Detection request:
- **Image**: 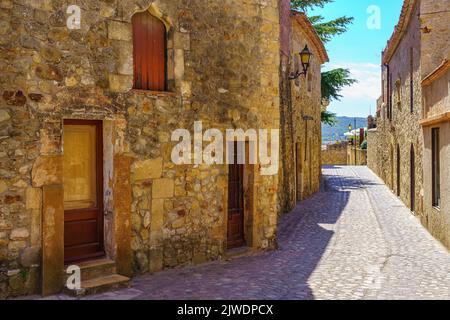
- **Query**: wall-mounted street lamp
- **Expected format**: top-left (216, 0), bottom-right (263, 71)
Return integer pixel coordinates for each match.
top-left (289, 45), bottom-right (312, 80)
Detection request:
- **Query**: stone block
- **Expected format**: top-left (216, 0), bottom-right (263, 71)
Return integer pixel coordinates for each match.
top-left (35, 64), bottom-right (63, 82)
top-left (8, 240), bottom-right (26, 251)
top-left (152, 178), bottom-right (174, 199)
top-left (30, 209), bottom-right (41, 247)
top-left (0, 180), bottom-right (7, 194)
top-left (148, 248), bottom-right (163, 273)
top-left (132, 158), bottom-right (163, 181)
top-left (42, 185), bottom-right (64, 296)
top-left (0, 109), bottom-right (10, 123)
top-left (171, 218), bottom-right (185, 229)
top-left (20, 246), bottom-right (40, 267)
top-left (143, 212), bottom-right (151, 229)
top-left (109, 74), bottom-right (133, 93)
top-left (174, 32), bottom-right (190, 50)
top-left (26, 187), bottom-right (42, 210)
top-left (10, 228), bottom-right (29, 240)
top-left (108, 21), bottom-right (132, 41)
top-left (114, 41), bottom-right (133, 75)
top-left (31, 155), bottom-right (63, 187)
top-left (174, 49), bottom-right (184, 80)
top-left (150, 199), bottom-right (164, 244)
top-left (114, 155), bottom-right (133, 277)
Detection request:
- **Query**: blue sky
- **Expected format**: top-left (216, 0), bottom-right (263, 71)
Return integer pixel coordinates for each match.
top-left (310, 0), bottom-right (404, 117)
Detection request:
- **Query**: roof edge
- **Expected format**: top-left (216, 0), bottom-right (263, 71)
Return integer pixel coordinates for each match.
top-left (291, 11), bottom-right (329, 64)
top-left (382, 0), bottom-right (417, 64)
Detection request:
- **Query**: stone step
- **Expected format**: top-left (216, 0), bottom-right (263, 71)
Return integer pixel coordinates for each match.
top-left (77, 258), bottom-right (116, 281)
top-left (224, 247), bottom-right (255, 261)
top-left (64, 259), bottom-right (116, 282)
top-left (69, 274), bottom-right (131, 297)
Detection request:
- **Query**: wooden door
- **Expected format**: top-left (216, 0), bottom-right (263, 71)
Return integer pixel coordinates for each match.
top-left (410, 145), bottom-right (415, 212)
top-left (63, 120), bottom-right (104, 263)
top-left (397, 144), bottom-right (401, 197)
top-left (132, 11), bottom-right (166, 91)
top-left (227, 143), bottom-right (245, 249)
top-left (295, 142), bottom-right (302, 201)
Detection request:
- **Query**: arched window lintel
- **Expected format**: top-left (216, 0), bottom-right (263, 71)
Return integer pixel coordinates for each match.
top-left (134, 3), bottom-right (172, 33)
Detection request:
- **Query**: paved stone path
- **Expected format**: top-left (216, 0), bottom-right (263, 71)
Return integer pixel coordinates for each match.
top-left (49, 166), bottom-right (450, 300)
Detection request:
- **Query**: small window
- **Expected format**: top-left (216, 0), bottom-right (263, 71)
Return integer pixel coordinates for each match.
top-left (432, 128), bottom-right (441, 208)
top-left (132, 11), bottom-right (167, 91)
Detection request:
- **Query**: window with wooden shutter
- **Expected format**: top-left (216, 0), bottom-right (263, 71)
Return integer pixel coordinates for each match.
top-left (132, 11), bottom-right (167, 91)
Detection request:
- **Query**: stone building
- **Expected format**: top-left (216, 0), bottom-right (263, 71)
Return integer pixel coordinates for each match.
top-left (278, 10), bottom-right (328, 213)
top-left (419, 0), bottom-right (450, 249)
top-left (367, 0), bottom-right (450, 249)
top-left (0, 0), bottom-right (326, 297)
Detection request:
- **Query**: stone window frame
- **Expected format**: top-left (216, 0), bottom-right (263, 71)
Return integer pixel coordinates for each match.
top-left (222, 140), bottom-right (259, 251)
top-left (108, 4), bottom-right (188, 97)
top-left (131, 11), bottom-right (168, 92)
top-left (36, 117), bottom-right (133, 296)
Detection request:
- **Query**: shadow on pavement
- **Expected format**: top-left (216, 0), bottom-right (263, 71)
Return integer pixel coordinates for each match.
top-left (274, 167), bottom-right (353, 299)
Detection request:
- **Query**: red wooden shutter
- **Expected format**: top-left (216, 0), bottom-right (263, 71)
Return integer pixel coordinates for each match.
top-left (132, 12), bottom-right (166, 91)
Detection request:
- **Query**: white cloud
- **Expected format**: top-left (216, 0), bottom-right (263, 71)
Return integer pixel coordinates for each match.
top-left (324, 62), bottom-right (381, 101)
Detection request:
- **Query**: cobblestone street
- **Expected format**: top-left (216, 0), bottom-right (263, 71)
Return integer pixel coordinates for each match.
top-left (50, 166), bottom-right (450, 300)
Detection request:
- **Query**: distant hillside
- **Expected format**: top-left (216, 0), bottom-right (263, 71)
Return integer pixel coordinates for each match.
top-left (322, 116), bottom-right (367, 144)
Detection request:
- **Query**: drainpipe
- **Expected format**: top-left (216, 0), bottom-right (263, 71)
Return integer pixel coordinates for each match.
top-left (384, 63), bottom-right (390, 121)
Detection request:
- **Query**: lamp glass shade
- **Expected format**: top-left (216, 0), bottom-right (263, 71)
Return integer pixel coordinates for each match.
top-left (300, 45), bottom-right (312, 66)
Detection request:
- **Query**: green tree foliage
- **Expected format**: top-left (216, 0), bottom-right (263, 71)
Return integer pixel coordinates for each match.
top-left (321, 68), bottom-right (357, 102)
top-left (291, 0), bottom-right (357, 126)
top-left (291, 0), bottom-right (333, 12)
top-left (321, 110), bottom-right (338, 126)
top-left (308, 15), bottom-right (355, 43)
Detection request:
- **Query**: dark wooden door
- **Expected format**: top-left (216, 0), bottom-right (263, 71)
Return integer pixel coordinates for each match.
top-left (410, 145), bottom-right (415, 212)
top-left (132, 11), bottom-right (166, 91)
top-left (227, 144), bottom-right (245, 249)
top-left (397, 144), bottom-right (401, 197)
top-left (295, 142), bottom-right (302, 201)
top-left (63, 120), bottom-right (104, 263)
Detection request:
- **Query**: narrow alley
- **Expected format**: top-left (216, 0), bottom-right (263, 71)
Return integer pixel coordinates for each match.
top-left (45, 166), bottom-right (450, 300)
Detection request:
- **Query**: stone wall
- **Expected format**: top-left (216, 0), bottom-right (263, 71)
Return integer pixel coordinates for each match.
top-left (278, 12), bottom-right (327, 212)
top-left (321, 143), bottom-right (347, 165)
top-left (419, 0), bottom-right (450, 78)
top-left (368, 0), bottom-right (450, 250)
top-left (347, 146), bottom-right (367, 166)
top-left (420, 0), bottom-right (450, 249)
top-left (0, 0), bottom-right (281, 297)
top-left (367, 129), bottom-right (381, 177)
top-left (369, 0), bottom-right (423, 214)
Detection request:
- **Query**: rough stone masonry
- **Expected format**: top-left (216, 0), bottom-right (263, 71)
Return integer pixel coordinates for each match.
top-left (0, 0), bottom-right (328, 298)
top-left (0, 0), bottom-right (286, 298)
